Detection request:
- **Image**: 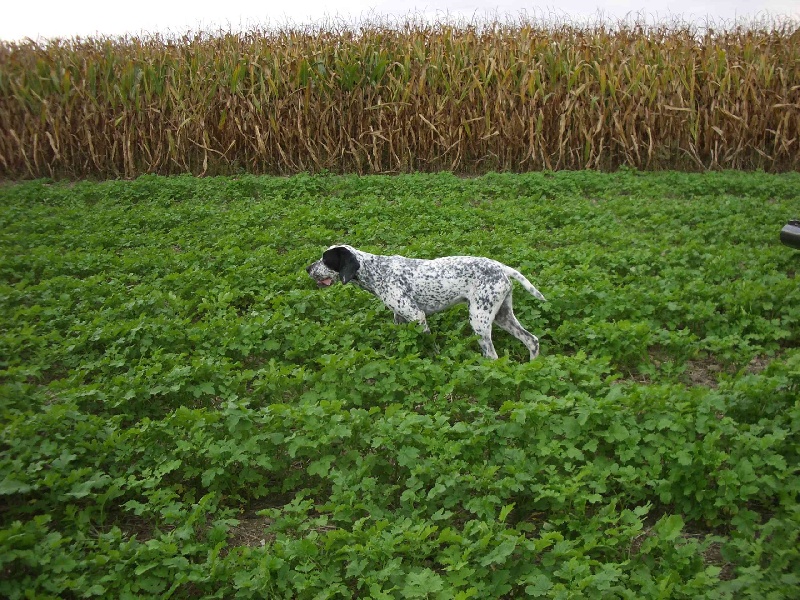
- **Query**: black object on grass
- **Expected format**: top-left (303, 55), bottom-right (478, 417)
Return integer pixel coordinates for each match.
top-left (781, 220), bottom-right (800, 250)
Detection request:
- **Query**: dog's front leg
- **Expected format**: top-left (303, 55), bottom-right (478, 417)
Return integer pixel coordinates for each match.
top-left (388, 302), bottom-right (430, 333)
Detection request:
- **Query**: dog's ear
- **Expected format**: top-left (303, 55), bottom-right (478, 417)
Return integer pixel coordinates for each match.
top-left (322, 246), bottom-right (360, 284)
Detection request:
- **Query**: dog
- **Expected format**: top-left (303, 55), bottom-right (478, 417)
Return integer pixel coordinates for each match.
top-left (306, 245), bottom-right (546, 360)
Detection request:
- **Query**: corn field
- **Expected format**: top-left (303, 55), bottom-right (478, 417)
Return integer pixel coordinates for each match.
top-left (0, 19), bottom-right (799, 178)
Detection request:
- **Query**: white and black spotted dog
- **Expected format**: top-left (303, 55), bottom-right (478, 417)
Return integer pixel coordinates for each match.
top-left (306, 245), bottom-right (546, 360)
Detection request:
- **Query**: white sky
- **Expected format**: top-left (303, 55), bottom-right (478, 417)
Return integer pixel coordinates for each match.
top-left (2, 0), bottom-right (798, 41)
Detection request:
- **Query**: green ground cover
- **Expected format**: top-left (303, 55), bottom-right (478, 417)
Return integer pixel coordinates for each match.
top-left (1, 171), bottom-right (799, 598)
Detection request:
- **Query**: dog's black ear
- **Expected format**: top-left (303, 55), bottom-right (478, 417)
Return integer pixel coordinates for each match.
top-left (322, 247), bottom-right (360, 284)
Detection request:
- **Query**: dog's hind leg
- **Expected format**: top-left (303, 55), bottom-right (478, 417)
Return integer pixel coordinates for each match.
top-left (469, 302), bottom-right (499, 359)
top-left (494, 293), bottom-right (540, 360)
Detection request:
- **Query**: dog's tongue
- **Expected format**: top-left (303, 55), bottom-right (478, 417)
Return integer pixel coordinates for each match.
top-left (318, 278), bottom-right (333, 287)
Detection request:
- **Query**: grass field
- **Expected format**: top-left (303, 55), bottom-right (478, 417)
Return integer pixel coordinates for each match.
top-left (1, 170), bottom-right (799, 598)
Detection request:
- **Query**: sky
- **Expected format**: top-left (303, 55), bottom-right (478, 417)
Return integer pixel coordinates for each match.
top-left (2, 0), bottom-right (798, 41)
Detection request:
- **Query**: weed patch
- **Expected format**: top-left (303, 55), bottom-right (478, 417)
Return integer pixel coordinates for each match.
top-left (1, 171), bottom-right (799, 598)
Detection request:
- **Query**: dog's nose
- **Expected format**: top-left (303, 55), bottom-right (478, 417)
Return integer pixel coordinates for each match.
top-left (306, 264), bottom-right (313, 273)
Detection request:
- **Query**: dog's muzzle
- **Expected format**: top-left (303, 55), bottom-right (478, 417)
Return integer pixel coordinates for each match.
top-left (307, 261), bottom-right (336, 287)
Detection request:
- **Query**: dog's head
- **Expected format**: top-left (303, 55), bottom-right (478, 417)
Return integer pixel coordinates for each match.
top-left (306, 245), bottom-right (361, 286)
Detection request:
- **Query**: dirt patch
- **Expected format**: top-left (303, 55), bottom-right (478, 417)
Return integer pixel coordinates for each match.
top-left (611, 372), bottom-right (654, 387)
top-left (684, 354), bottom-right (772, 388)
top-left (703, 540), bottom-right (735, 581)
top-left (743, 355), bottom-right (771, 375)
top-left (685, 358), bottom-right (725, 388)
top-left (611, 352), bottom-right (775, 390)
top-left (630, 530), bottom-right (734, 581)
top-left (120, 515), bottom-right (159, 542)
top-left (227, 512), bottom-right (275, 547)
top-left (225, 494), bottom-right (296, 548)
top-left (119, 506), bottom-right (276, 549)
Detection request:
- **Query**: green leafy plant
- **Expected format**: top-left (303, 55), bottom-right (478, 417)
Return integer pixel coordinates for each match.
top-left (1, 171), bottom-right (799, 598)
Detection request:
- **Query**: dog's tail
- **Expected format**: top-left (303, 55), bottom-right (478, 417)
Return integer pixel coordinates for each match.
top-left (502, 266), bottom-right (546, 302)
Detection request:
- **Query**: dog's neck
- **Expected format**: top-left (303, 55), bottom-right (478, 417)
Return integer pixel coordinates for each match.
top-left (344, 250), bottom-right (379, 295)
